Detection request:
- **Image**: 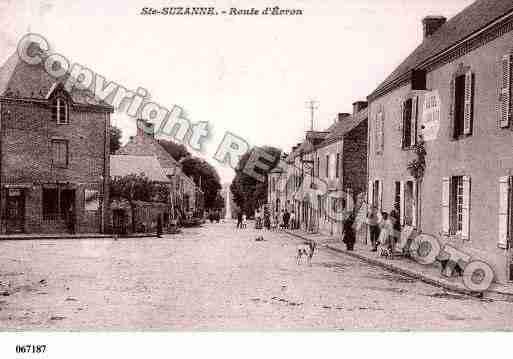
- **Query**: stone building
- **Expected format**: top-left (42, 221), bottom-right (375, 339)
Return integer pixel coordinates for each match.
top-left (0, 52), bottom-right (113, 234)
top-left (116, 119), bottom-right (200, 218)
top-left (367, 0), bottom-right (513, 282)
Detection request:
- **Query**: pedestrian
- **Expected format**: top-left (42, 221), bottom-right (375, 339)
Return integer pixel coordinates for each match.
top-left (368, 206), bottom-right (381, 252)
top-left (157, 214), bottom-right (163, 238)
top-left (290, 211), bottom-right (296, 230)
top-left (378, 212), bottom-right (392, 257)
top-left (389, 210), bottom-right (401, 258)
top-left (342, 213), bottom-right (356, 251)
top-left (280, 209), bottom-right (285, 230)
top-left (237, 211), bottom-right (243, 229)
top-left (68, 205), bottom-right (76, 235)
top-left (242, 213), bottom-right (247, 228)
top-left (284, 209), bottom-right (290, 229)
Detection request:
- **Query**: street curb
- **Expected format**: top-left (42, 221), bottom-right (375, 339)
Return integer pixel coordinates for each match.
top-left (0, 234), bottom-right (160, 241)
top-left (284, 230), bottom-right (513, 301)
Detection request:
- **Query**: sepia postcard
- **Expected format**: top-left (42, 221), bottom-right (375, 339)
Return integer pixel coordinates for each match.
top-left (0, 0), bottom-right (512, 357)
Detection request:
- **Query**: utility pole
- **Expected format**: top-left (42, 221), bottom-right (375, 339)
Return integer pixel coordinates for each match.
top-left (305, 100), bottom-right (319, 131)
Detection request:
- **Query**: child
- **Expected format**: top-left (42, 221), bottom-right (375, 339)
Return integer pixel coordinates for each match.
top-left (242, 213), bottom-right (247, 229)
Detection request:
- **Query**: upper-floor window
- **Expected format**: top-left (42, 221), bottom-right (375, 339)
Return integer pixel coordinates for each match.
top-left (450, 67), bottom-right (473, 139)
top-left (53, 97), bottom-right (69, 125)
top-left (325, 155), bottom-right (329, 178)
top-left (401, 96), bottom-right (418, 149)
top-left (51, 139), bottom-right (69, 168)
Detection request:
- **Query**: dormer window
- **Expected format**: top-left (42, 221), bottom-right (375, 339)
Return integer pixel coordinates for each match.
top-left (53, 97), bottom-right (69, 125)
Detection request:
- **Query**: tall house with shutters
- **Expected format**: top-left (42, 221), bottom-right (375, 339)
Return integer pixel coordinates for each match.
top-left (367, 0), bottom-right (513, 283)
top-left (0, 52), bottom-right (113, 234)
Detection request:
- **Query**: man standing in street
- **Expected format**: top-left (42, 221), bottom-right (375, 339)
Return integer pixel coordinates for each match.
top-left (368, 206), bottom-right (381, 252)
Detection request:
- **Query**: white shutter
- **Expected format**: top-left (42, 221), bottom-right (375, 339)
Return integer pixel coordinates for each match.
top-left (376, 112), bottom-right (384, 154)
top-left (368, 180), bottom-right (373, 207)
top-left (464, 70), bottom-right (473, 135)
top-left (498, 176), bottom-right (510, 249)
top-left (411, 96), bottom-right (418, 146)
top-left (400, 181), bottom-right (405, 226)
top-left (462, 176), bottom-right (471, 240)
top-left (412, 180), bottom-right (418, 228)
top-left (442, 177), bottom-right (450, 235)
top-left (500, 55), bottom-right (511, 128)
top-left (378, 180), bottom-right (383, 211)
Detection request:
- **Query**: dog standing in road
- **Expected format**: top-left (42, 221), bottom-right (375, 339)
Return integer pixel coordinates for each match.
top-left (296, 241), bottom-right (317, 266)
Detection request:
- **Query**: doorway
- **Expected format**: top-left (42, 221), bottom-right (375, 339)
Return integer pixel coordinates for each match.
top-left (5, 188), bottom-right (25, 233)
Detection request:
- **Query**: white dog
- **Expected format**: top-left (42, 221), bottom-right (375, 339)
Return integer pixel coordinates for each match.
top-left (296, 241), bottom-right (317, 266)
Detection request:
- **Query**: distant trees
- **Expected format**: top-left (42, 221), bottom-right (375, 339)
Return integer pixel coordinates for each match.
top-left (230, 146), bottom-right (282, 217)
top-left (158, 139), bottom-right (223, 211)
top-left (110, 125), bottom-right (122, 154)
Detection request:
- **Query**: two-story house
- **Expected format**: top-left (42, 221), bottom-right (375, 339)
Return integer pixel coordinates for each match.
top-left (367, 0), bottom-right (513, 283)
top-left (0, 52), bottom-right (113, 234)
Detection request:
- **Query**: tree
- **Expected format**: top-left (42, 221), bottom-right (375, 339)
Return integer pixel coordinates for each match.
top-left (158, 140), bottom-right (223, 211)
top-left (181, 157), bottom-right (222, 210)
top-left (230, 146), bottom-right (282, 217)
top-left (158, 139), bottom-right (190, 162)
top-left (110, 173), bottom-right (169, 232)
top-left (110, 126), bottom-right (122, 154)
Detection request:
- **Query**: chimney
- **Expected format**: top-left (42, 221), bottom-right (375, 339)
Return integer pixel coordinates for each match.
top-left (422, 16), bottom-right (446, 39)
top-left (352, 101), bottom-right (368, 116)
top-left (136, 119), bottom-right (155, 138)
top-left (338, 113), bottom-right (351, 122)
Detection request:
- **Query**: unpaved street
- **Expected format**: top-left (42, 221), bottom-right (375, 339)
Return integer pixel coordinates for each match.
top-left (0, 221), bottom-right (512, 330)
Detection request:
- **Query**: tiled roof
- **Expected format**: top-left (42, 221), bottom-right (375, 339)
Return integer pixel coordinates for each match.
top-left (370, 0), bottom-right (513, 99)
top-left (116, 134), bottom-right (181, 173)
top-left (110, 155), bottom-right (171, 183)
top-left (320, 108), bottom-right (369, 146)
top-left (0, 52), bottom-right (112, 109)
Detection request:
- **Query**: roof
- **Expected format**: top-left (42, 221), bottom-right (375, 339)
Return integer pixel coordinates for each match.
top-left (110, 155), bottom-right (170, 182)
top-left (116, 134), bottom-right (181, 172)
top-left (0, 52), bottom-right (112, 109)
top-left (320, 108), bottom-right (369, 147)
top-left (370, 0), bottom-right (513, 99)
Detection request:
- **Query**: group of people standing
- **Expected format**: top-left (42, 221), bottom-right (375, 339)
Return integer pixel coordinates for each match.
top-left (367, 206), bottom-right (401, 257)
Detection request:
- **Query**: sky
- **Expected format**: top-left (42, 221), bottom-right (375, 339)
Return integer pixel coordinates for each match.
top-left (0, 0), bottom-right (475, 184)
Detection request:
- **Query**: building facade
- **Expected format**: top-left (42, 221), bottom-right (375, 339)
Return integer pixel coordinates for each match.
top-left (0, 53), bottom-right (112, 234)
top-left (367, 0), bottom-right (513, 283)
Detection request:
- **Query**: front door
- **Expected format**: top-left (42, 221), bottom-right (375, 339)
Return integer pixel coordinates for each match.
top-left (6, 188), bottom-right (25, 233)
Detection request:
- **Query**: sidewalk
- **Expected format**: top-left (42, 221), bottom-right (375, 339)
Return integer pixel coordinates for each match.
top-left (0, 233), bottom-right (159, 240)
top-left (285, 229), bottom-right (513, 302)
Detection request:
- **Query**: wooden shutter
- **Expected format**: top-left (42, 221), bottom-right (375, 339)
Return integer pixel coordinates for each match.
top-left (463, 71), bottom-right (473, 135)
top-left (368, 180), bottom-right (373, 207)
top-left (399, 102), bottom-right (405, 149)
top-left (376, 112), bottom-right (383, 154)
top-left (400, 181), bottom-right (405, 226)
top-left (500, 55), bottom-right (512, 128)
top-left (461, 176), bottom-right (471, 240)
top-left (412, 180), bottom-right (418, 228)
top-left (442, 177), bottom-right (450, 235)
top-left (499, 176), bottom-right (511, 249)
top-left (378, 180), bottom-right (383, 211)
top-left (411, 96), bottom-right (418, 146)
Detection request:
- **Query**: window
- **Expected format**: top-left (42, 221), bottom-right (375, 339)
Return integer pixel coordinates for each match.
top-left (336, 153), bottom-right (340, 178)
top-left (373, 180), bottom-right (380, 208)
top-left (454, 75), bottom-right (466, 138)
top-left (442, 176), bottom-right (471, 239)
top-left (394, 182), bottom-right (401, 218)
top-left (452, 70), bottom-right (473, 138)
top-left (375, 111), bottom-right (384, 154)
top-left (316, 157), bottom-right (320, 178)
top-left (51, 139), bottom-right (68, 168)
top-left (401, 97), bottom-right (418, 148)
top-left (53, 98), bottom-right (69, 125)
